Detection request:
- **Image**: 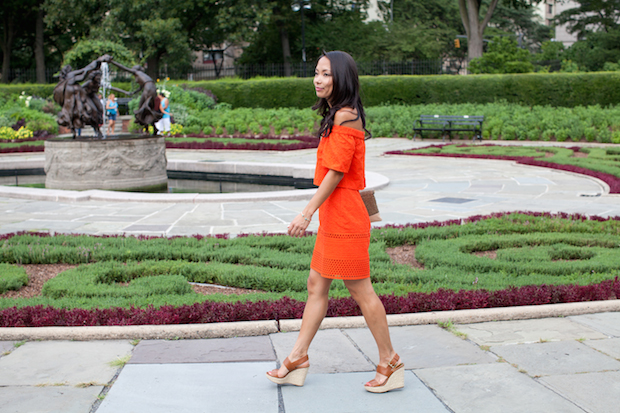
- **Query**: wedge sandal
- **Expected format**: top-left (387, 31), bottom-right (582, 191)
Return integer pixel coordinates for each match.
top-left (266, 355), bottom-right (309, 386)
top-left (364, 354), bottom-right (404, 393)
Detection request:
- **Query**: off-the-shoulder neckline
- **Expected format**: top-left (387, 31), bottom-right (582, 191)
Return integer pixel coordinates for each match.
top-left (331, 124), bottom-right (365, 138)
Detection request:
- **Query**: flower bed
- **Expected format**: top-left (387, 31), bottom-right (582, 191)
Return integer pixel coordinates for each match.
top-left (0, 211), bottom-right (619, 327)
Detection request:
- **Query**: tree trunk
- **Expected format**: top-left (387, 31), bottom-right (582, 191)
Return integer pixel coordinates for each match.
top-left (146, 55), bottom-right (159, 81)
top-left (35, 9), bottom-right (46, 84)
top-left (468, 29), bottom-right (484, 59)
top-left (458, 0), bottom-right (500, 61)
top-left (1, 16), bottom-right (15, 84)
top-left (280, 28), bottom-right (291, 77)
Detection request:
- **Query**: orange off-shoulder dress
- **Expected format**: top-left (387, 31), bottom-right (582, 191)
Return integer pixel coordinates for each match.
top-left (311, 124), bottom-right (371, 280)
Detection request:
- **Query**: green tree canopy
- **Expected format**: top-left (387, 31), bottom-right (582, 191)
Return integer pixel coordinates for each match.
top-left (555, 0), bottom-right (620, 39)
top-left (468, 37), bottom-right (534, 73)
top-left (63, 39), bottom-right (137, 69)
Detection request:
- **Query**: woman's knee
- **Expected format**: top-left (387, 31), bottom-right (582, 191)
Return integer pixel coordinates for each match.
top-left (344, 278), bottom-right (376, 303)
top-left (307, 269), bottom-right (331, 296)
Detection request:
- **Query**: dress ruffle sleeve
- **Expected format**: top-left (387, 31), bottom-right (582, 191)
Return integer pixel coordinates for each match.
top-left (314, 124), bottom-right (366, 190)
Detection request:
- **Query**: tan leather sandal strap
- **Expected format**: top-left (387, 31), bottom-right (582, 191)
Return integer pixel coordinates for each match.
top-left (376, 354), bottom-right (401, 377)
top-left (283, 355), bottom-right (309, 371)
top-left (376, 364), bottom-right (392, 377)
top-left (388, 354), bottom-right (400, 368)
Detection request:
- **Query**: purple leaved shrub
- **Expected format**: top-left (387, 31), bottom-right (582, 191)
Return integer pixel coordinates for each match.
top-left (0, 145), bottom-right (45, 154)
top-left (1, 278), bottom-right (617, 327)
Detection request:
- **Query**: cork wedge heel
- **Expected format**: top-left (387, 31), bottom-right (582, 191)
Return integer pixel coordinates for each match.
top-left (364, 354), bottom-right (405, 393)
top-left (266, 355), bottom-right (309, 387)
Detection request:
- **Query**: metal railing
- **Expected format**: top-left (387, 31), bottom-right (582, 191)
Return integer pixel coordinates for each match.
top-left (0, 68), bottom-right (60, 84)
top-left (2, 59), bottom-right (471, 84)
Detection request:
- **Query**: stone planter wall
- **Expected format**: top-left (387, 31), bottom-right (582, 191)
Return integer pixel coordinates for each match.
top-left (44, 136), bottom-right (167, 190)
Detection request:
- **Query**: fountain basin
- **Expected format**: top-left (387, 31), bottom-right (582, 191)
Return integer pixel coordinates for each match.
top-left (44, 135), bottom-right (167, 191)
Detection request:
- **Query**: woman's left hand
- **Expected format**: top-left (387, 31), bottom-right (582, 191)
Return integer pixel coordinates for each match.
top-left (288, 213), bottom-right (311, 238)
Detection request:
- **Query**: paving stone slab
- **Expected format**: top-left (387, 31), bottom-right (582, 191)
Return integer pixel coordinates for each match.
top-left (570, 312), bottom-right (620, 337)
top-left (0, 385), bottom-right (103, 413)
top-left (129, 337), bottom-right (275, 364)
top-left (0, 340), bottom-right (133, 386)
top-left (123, 224), bottom-right (170, 232)
top-left (456, 318), bottom-right (607, 346)
top-left (96, 362), bottom-right (276, 413)
top-left (584, 338), bottom-right (620, 360)
top-left (540, 371), bottom-right (620, 413)
top-left (415, 363), bottom-right (584, 413)
top-left (269, 329), bottom-right (373, 374)
top-left (281, 370), bottom-right (449, 413)
top-left (345, 325), bottom-right (496, 369)
top-left (0, 341), bottom-right (14, 356)
top-left (491, 340), bottom-right (620, 377)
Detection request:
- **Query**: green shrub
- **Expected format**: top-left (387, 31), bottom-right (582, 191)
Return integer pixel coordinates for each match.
top-left (0, 264), bottom-right (28, 294)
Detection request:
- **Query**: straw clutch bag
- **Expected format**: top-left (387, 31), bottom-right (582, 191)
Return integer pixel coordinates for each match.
top-left (360, 190), bottom-right (382, 222)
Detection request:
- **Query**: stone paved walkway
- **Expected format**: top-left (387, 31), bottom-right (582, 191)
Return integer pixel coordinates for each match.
top-left (0, 139), bottom-right (619, 412)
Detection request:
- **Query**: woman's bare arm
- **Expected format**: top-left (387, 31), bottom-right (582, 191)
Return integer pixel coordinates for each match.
top-left (288, 169), bottom-right (343, 237)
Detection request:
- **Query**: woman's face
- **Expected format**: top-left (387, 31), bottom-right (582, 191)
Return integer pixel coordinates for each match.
top-left (314, 56), bottom-right (333, 102)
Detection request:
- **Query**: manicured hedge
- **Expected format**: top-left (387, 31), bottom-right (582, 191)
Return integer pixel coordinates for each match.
top-left (4, 72), bottom-right (620, 109)
top-left (178, 72), bottom-right (620, 109)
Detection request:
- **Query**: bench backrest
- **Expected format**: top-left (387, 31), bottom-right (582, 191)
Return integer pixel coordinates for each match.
top-left (420, 115), bottom-right (484, 122)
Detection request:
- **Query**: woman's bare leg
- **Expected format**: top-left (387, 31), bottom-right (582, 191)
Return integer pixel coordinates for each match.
top-left (344, 278), bottom-right (397, 385)
top-left (268, 269), bottom-right (331, 377)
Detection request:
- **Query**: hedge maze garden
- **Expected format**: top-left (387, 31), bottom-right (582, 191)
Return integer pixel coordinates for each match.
top-left (1, 212), bottom-right (618, 327)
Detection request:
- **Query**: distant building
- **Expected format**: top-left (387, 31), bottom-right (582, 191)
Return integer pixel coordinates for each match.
top-left (365, 0), bottom-right (384, 22)
top-left (534, 1), bottom-right (578, 46)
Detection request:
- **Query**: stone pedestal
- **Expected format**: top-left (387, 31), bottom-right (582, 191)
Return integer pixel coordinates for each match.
top-left (44, 135), bottom-right (167, 190)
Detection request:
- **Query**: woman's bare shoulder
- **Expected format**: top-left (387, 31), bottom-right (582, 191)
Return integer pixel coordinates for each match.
top-left (334, 108), bottom-right (362, 130)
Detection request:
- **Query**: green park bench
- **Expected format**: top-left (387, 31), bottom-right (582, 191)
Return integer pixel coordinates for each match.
top-left (413, 115), bottom-right (484, 142)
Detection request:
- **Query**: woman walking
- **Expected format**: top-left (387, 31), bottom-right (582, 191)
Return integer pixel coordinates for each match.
top-left (266, 51), bottom-right (403, 393)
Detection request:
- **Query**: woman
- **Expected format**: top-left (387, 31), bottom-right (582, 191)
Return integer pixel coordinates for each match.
top-left (105, 94), bottom-right (118, 136)
top-left (266, 51), bottom-right (404, 393)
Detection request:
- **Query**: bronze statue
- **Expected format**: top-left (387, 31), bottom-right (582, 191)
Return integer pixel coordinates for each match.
top-left (53, 54), bottom-right (112, 138)
top-left (109, 62), bottom-right (162, 134)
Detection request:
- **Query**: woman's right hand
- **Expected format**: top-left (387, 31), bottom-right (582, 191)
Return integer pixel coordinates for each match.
top-left (288, 213), bottom-right (311, 238)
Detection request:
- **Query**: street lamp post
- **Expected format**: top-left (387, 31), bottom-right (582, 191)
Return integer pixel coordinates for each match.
top-left (292, 0), bottom-right (311, 77)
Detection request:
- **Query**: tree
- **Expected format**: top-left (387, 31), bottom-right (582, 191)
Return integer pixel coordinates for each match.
top-left (376, 0), bottom-right (463, 61)
top-left (488, 3), bottom-right (553, 53)
top-left (468, 36), bottom-right (534, 73)
top-left (457, 0), bottom-right (542, 60)
top-left (554, 0), bottom-right (620, 71)
top-left (63, 39), bottom-right (136, 69)
top-left (565, 28), bottom-right (620, 71)
top-left (457, 0), bottom-right (500, 59)
top-left (555, 0), bottom-right (620, 39)
top-left (0, 0), bottom-right (43, 83)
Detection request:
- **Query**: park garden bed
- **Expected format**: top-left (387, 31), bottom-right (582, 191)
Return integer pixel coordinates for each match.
top-left (387, 144), bottom-right (620, 194)
top-left (0, 212), bottom-right (618, 327)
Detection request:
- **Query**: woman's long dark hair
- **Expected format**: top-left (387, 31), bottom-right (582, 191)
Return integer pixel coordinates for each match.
top-left (312, 51), bottom-right (371, 139)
